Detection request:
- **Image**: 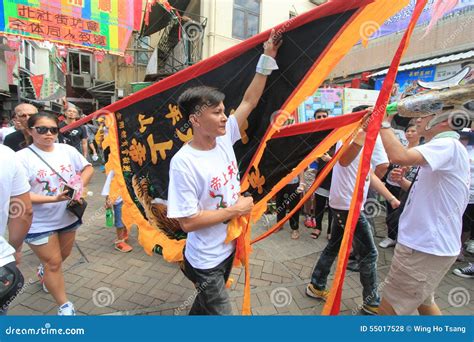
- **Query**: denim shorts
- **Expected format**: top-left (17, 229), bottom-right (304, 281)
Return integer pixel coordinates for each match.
top-left (24, 220), bottom-right (81, 246)
top-left (113, 201), bottom-right (124, 228)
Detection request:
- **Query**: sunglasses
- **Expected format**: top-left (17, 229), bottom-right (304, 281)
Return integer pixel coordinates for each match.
top-left (316, 115), bottom-right (328, 119)
top-left (31, 126), bottom-right (59, 135)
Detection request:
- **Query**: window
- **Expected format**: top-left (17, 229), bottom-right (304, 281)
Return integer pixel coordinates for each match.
top-left (68, 51), bottom-right (93, 75)
top-left (232, 0), bottom-right (260, 40)
top-left (24, 41), bottom-right (36, 71)
top-left (80, 54), bottom-right (90, 74)
top-left (136, 36), bottom-right (151, 66)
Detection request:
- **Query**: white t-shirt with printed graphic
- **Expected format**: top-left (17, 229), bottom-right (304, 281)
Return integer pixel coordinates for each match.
top-left (0, 145), bottom-right (30, 266)
top-left (167, 116), bottom-right (241, 270)
top-left (398, 137), bottom-right (470, 256)
top-left (16, 143), bottom-right (91, 234)
top-left (329, 135), bottom-right (388, 211)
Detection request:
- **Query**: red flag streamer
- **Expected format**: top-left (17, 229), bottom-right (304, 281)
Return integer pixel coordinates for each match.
top-left (6, 37), bottom-right (21, 51)
top-left (424, 0), bottom-right (459, 37)
top-left (30, 74), bottom-right (45, 99)
top-left (322, 0), bottom-right (429, 315)
top-left (133, 0), bottom-right (144, 31)
top-left (5, 51), bottom-right (17, 84)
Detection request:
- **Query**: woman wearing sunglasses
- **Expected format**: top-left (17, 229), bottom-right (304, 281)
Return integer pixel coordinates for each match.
top-left (16, 113), bottom-right (93, 315)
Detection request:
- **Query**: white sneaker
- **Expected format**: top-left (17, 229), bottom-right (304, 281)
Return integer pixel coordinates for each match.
top-left (453, 263), bottom-right (474, 279)
top-left (58, 301), bottom-right (76, 316)
top-left (92, 154), bottom-right (99, 161)
top-left (379, 237), bottom-right (396, 248)
top-left (465, 239), bottom-right (474, 254)
top-left (36, 264), bottom-right (49, 293)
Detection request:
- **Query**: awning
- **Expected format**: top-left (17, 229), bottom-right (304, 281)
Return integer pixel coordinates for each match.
top-left (369, 50), bottom-right (474, 78)
top-left (140, 0), bottom-right (190, 37)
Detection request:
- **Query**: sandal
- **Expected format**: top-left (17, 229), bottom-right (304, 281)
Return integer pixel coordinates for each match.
top-left (310, 229), bottom-right (321, 239)
top-left (114, 240), bottom-right (133, 253)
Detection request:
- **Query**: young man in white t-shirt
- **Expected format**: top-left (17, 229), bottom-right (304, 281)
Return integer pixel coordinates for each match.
top-left (167, 30), bottom-right (282, 315)
top-left (378, 111), bottom-right (470, 315)
top-left (0, 145), bottom-right (32, 314)
top-left (306, 128), bottom-right (398, 315)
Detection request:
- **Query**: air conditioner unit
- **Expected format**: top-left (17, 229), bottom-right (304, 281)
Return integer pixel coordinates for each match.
top-left (71, 74), bottom-right (92, 89)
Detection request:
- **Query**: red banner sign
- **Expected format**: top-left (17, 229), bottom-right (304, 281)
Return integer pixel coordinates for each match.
top-left (9, 5), bottom-right (107, 47)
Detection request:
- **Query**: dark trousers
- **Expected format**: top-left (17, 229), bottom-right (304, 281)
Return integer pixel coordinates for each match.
top-left (463, 203), bottom-right (474, 239)
top-left (276, 183), bottom-right (300, 230)
top-left (310, 209), bottom-right (380, 307)
top-left (182, 252), bottom-right (235, 315)
top-left (385, 184), bottom-right (401, 240)
top-left (0, 262), bottom-right (24, 314)
top-left (314, 192), bottom-right (332, 234)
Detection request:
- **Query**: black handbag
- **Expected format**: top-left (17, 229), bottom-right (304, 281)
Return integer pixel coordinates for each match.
top-left (66, 198), bottom-right (88, 220)
top-left (28, 147), bottom-right (88, 220)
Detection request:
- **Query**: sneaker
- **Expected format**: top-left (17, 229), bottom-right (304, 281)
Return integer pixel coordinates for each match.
top-left (291, 229), bottom-right (300, 240)
top-left (305, 283), bottom-right (329, 301)
top-left (115, 240), bottom-right (133, 253)
top-left (92, 154), bottom-right (99, 161)
top-left (36, 264), bottom-right (49, 293)
top-left (304, 216), bottom-right (313, 228)
top-left (361, 304), bottom-right (379, 315)
top-left (58, 301), bottom-right (76, 316)
top-left (465, 240), bottom-right (474, 254)
top-left (453, 263), bottom-right (474, 279)
top-left (378, 237), bottom-right (396, 248)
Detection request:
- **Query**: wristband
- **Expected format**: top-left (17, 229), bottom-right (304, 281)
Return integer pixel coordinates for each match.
top-left (381, 121), bottom-right (392, 129)
top-left (256, 54), bottom-right (278, 76)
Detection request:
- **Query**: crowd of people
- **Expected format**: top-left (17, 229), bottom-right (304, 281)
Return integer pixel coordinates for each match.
top-left (0, 30), bottom-right (472, 317)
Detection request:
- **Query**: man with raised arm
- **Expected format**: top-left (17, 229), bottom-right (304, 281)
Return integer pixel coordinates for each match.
top-left (167, 30), bottom-right (282, 315)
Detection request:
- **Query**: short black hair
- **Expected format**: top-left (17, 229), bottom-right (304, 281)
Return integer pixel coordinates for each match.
top-left (313, 108), bottom-right (329, 119)
top-left (405, 123), bottom-right (416, 132)
top-left (352, 105), bottom-right (371, 113)
top-left (178, 86), bottom-right (225, 121)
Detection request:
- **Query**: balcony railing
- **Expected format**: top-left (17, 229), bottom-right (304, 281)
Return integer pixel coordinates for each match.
top-left (154, 13), bottom-right (208, 78)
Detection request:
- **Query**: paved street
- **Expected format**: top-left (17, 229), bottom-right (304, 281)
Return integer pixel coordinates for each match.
top-left (10, 167), bottom-right (473, 316)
